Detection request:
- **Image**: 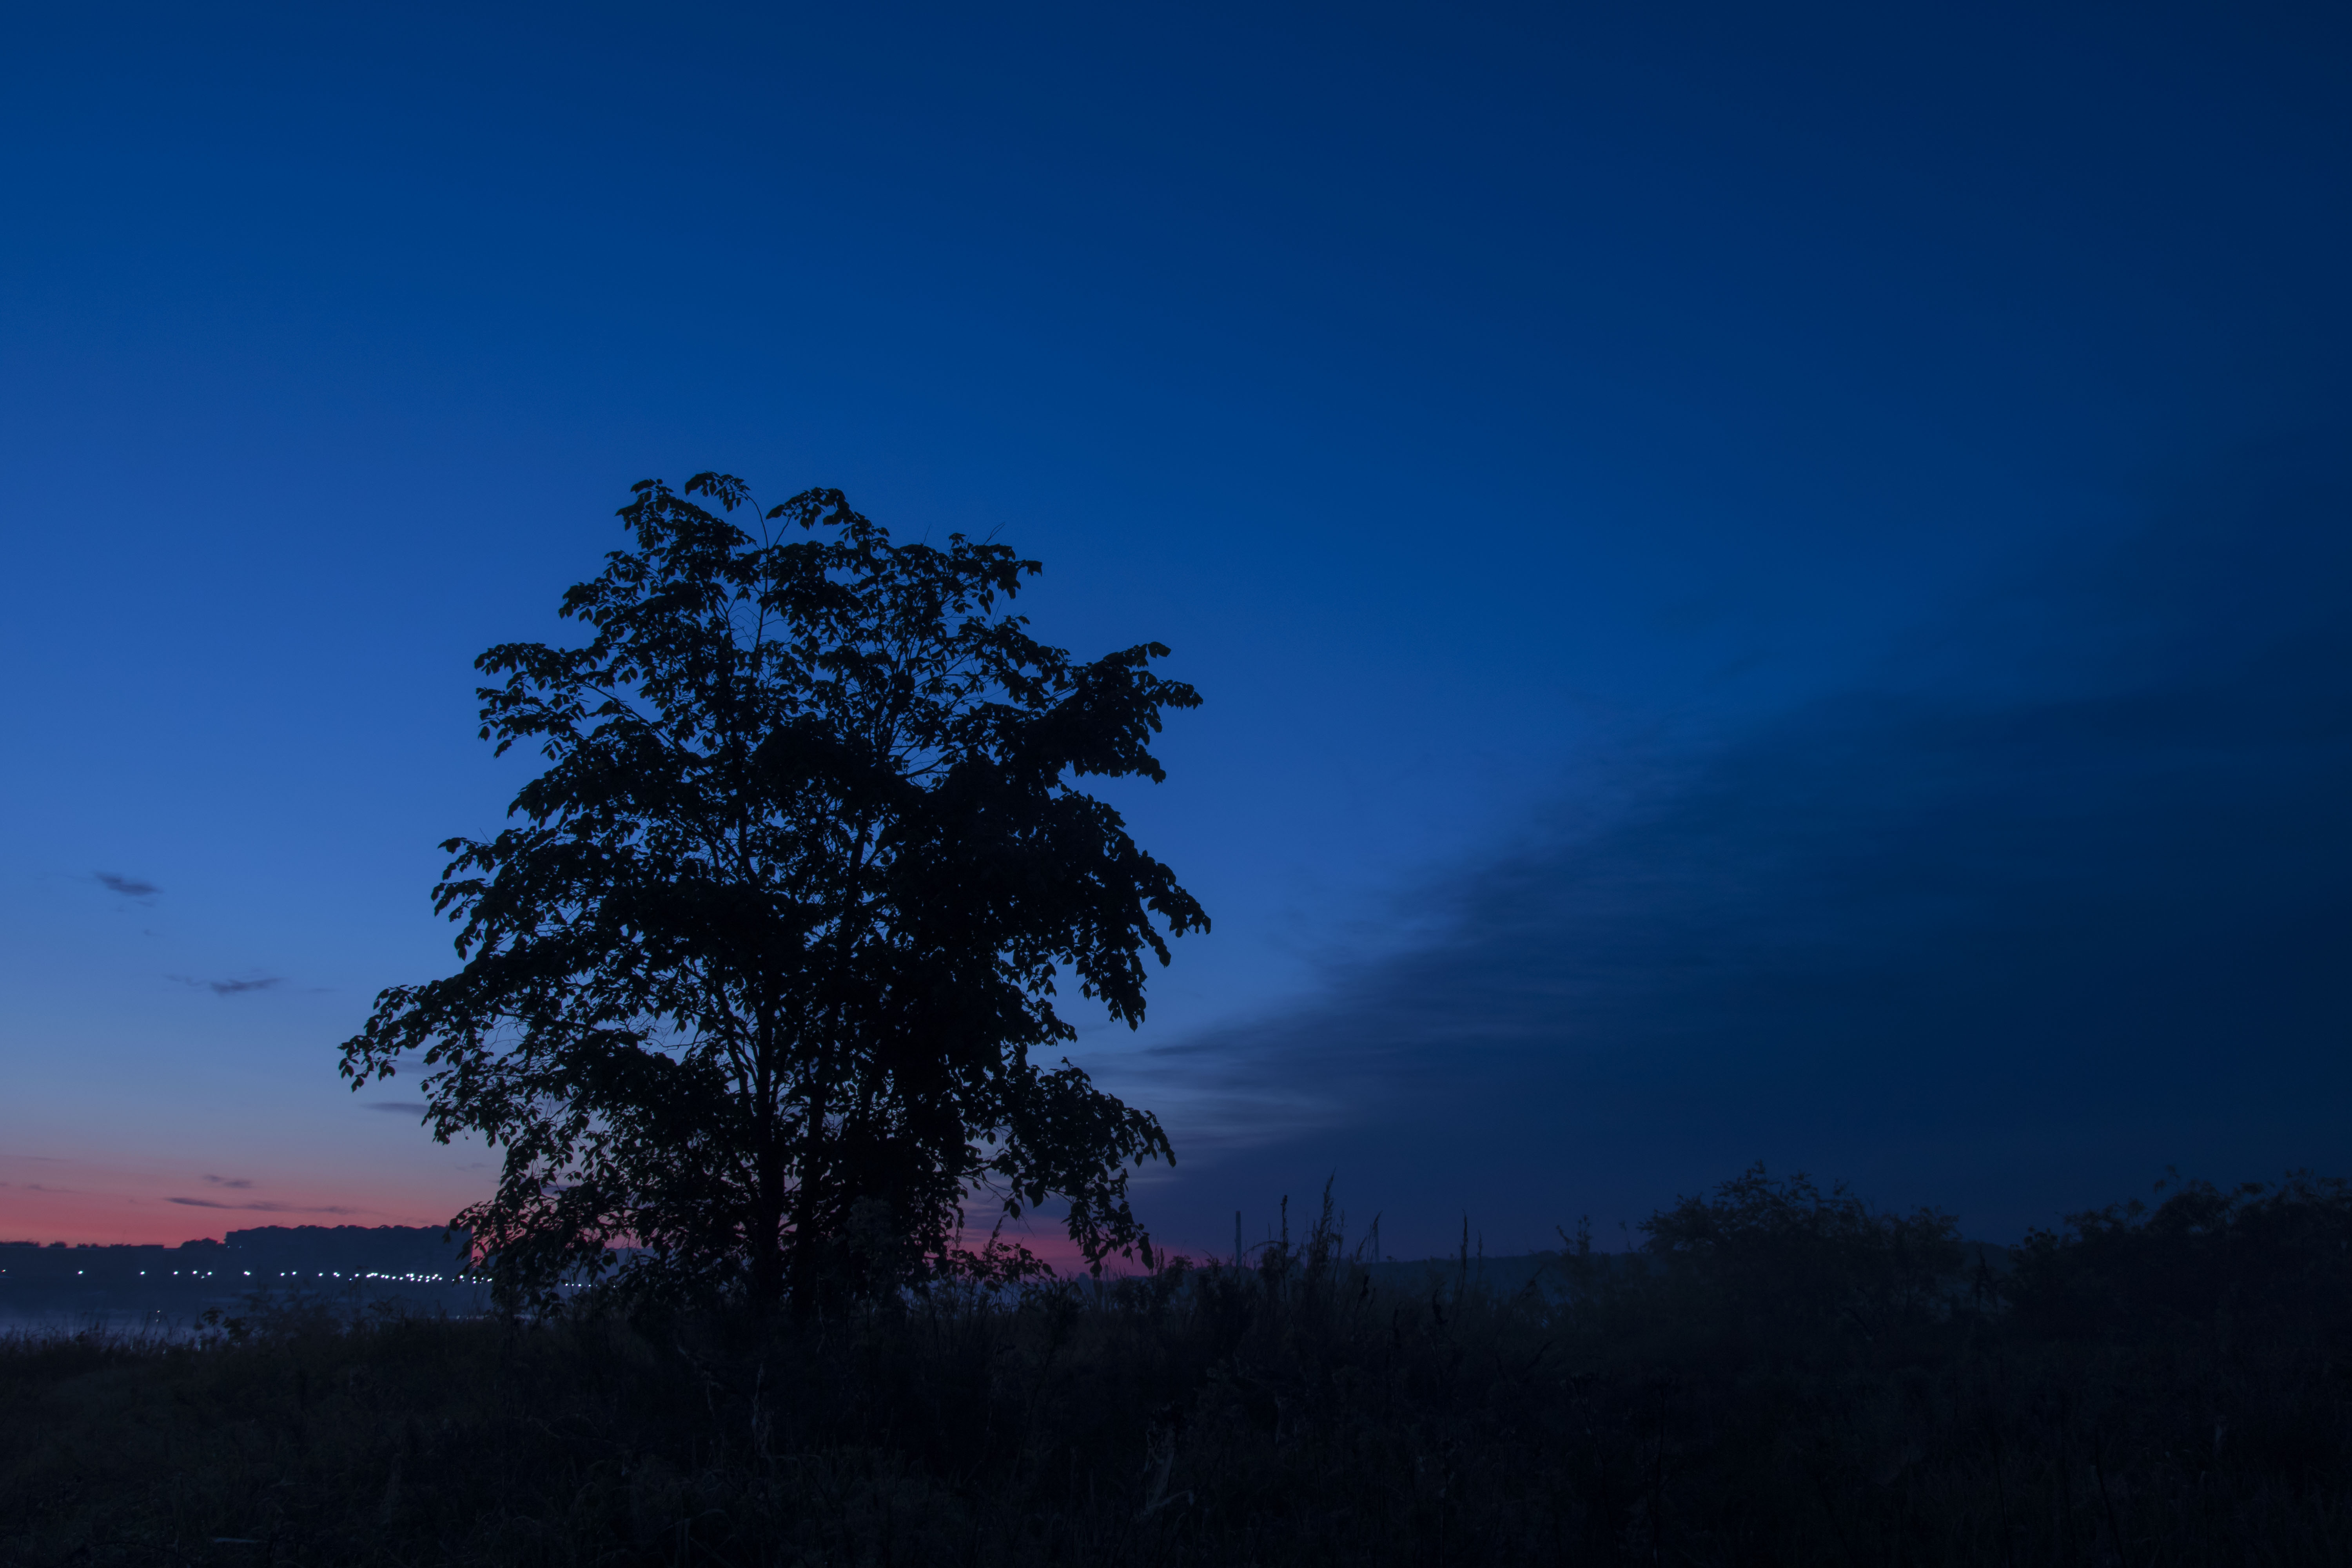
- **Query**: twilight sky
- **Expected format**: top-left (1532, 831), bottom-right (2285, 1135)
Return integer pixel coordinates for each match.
top-left (2, 3), bottom-right (2347, 1256)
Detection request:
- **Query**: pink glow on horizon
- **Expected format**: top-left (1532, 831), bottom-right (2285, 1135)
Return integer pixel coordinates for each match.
top-left (0, 1149), bottom-right (1212, 1275)
top-left (0, 1151), bottom-right (472, 1247)
top-left (956, 1220), bottom-right (1217, 1278)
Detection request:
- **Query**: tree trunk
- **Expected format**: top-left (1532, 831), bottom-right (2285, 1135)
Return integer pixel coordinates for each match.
top-left (748, 1005), bottom-right (786, 1316)
top-left (788, 1074), bottom-right (829, 1318)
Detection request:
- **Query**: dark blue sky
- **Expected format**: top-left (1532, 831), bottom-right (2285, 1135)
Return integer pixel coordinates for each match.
top-left (2, 3), bottom-right (2346, 1252)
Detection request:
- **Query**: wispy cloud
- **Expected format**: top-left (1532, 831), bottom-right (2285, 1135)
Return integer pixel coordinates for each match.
top-left (1129, 439), bottom-right (2352, 1251)
top-left (95, 871), bottom-right (158, 900)
top-left (201, 1174), bottom-right (254, 1189)
top-left (367, 1101), bottom-right (429, 1115)
top-left (167, 1197), bottom-right (356, 1214)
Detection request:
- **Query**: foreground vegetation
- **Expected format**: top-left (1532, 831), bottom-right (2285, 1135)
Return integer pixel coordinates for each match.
top-left (7, 1168), bottom-right (2352, 1566)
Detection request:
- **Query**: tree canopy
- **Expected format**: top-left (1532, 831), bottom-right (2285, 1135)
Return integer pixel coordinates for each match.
top-left (339, 475), bottom-right (1207, 1311)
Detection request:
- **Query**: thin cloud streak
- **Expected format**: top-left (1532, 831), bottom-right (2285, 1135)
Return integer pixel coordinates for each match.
top-left (169, 975), bottom-right (285, 995)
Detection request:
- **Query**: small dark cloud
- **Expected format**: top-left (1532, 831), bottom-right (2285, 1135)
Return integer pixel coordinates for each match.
top-left (95, 872), bottom-right (158, 900)
top-left (167, 1197), bottom-right (355, 1214)
top-left (367, 1101), bottom-right (429, 1115)
top-left (201, 1174), bottom-right (253, 1189)
top-left (168, 974), bottom-right (285, 996)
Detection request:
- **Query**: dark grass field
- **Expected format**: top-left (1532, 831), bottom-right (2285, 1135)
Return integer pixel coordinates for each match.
top-left (6, 1169), bottom-right (2351, 1566)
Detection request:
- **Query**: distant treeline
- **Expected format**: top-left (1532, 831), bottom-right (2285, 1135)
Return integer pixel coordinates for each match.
top-left (2, 1224), bottom-right (469, 1274)
top-left (0, 1226), bottom-right (475, 1327)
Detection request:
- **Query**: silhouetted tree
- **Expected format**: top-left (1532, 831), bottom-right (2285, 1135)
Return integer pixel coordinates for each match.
top-left (339, 476), bottom-right (1206, 1313)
